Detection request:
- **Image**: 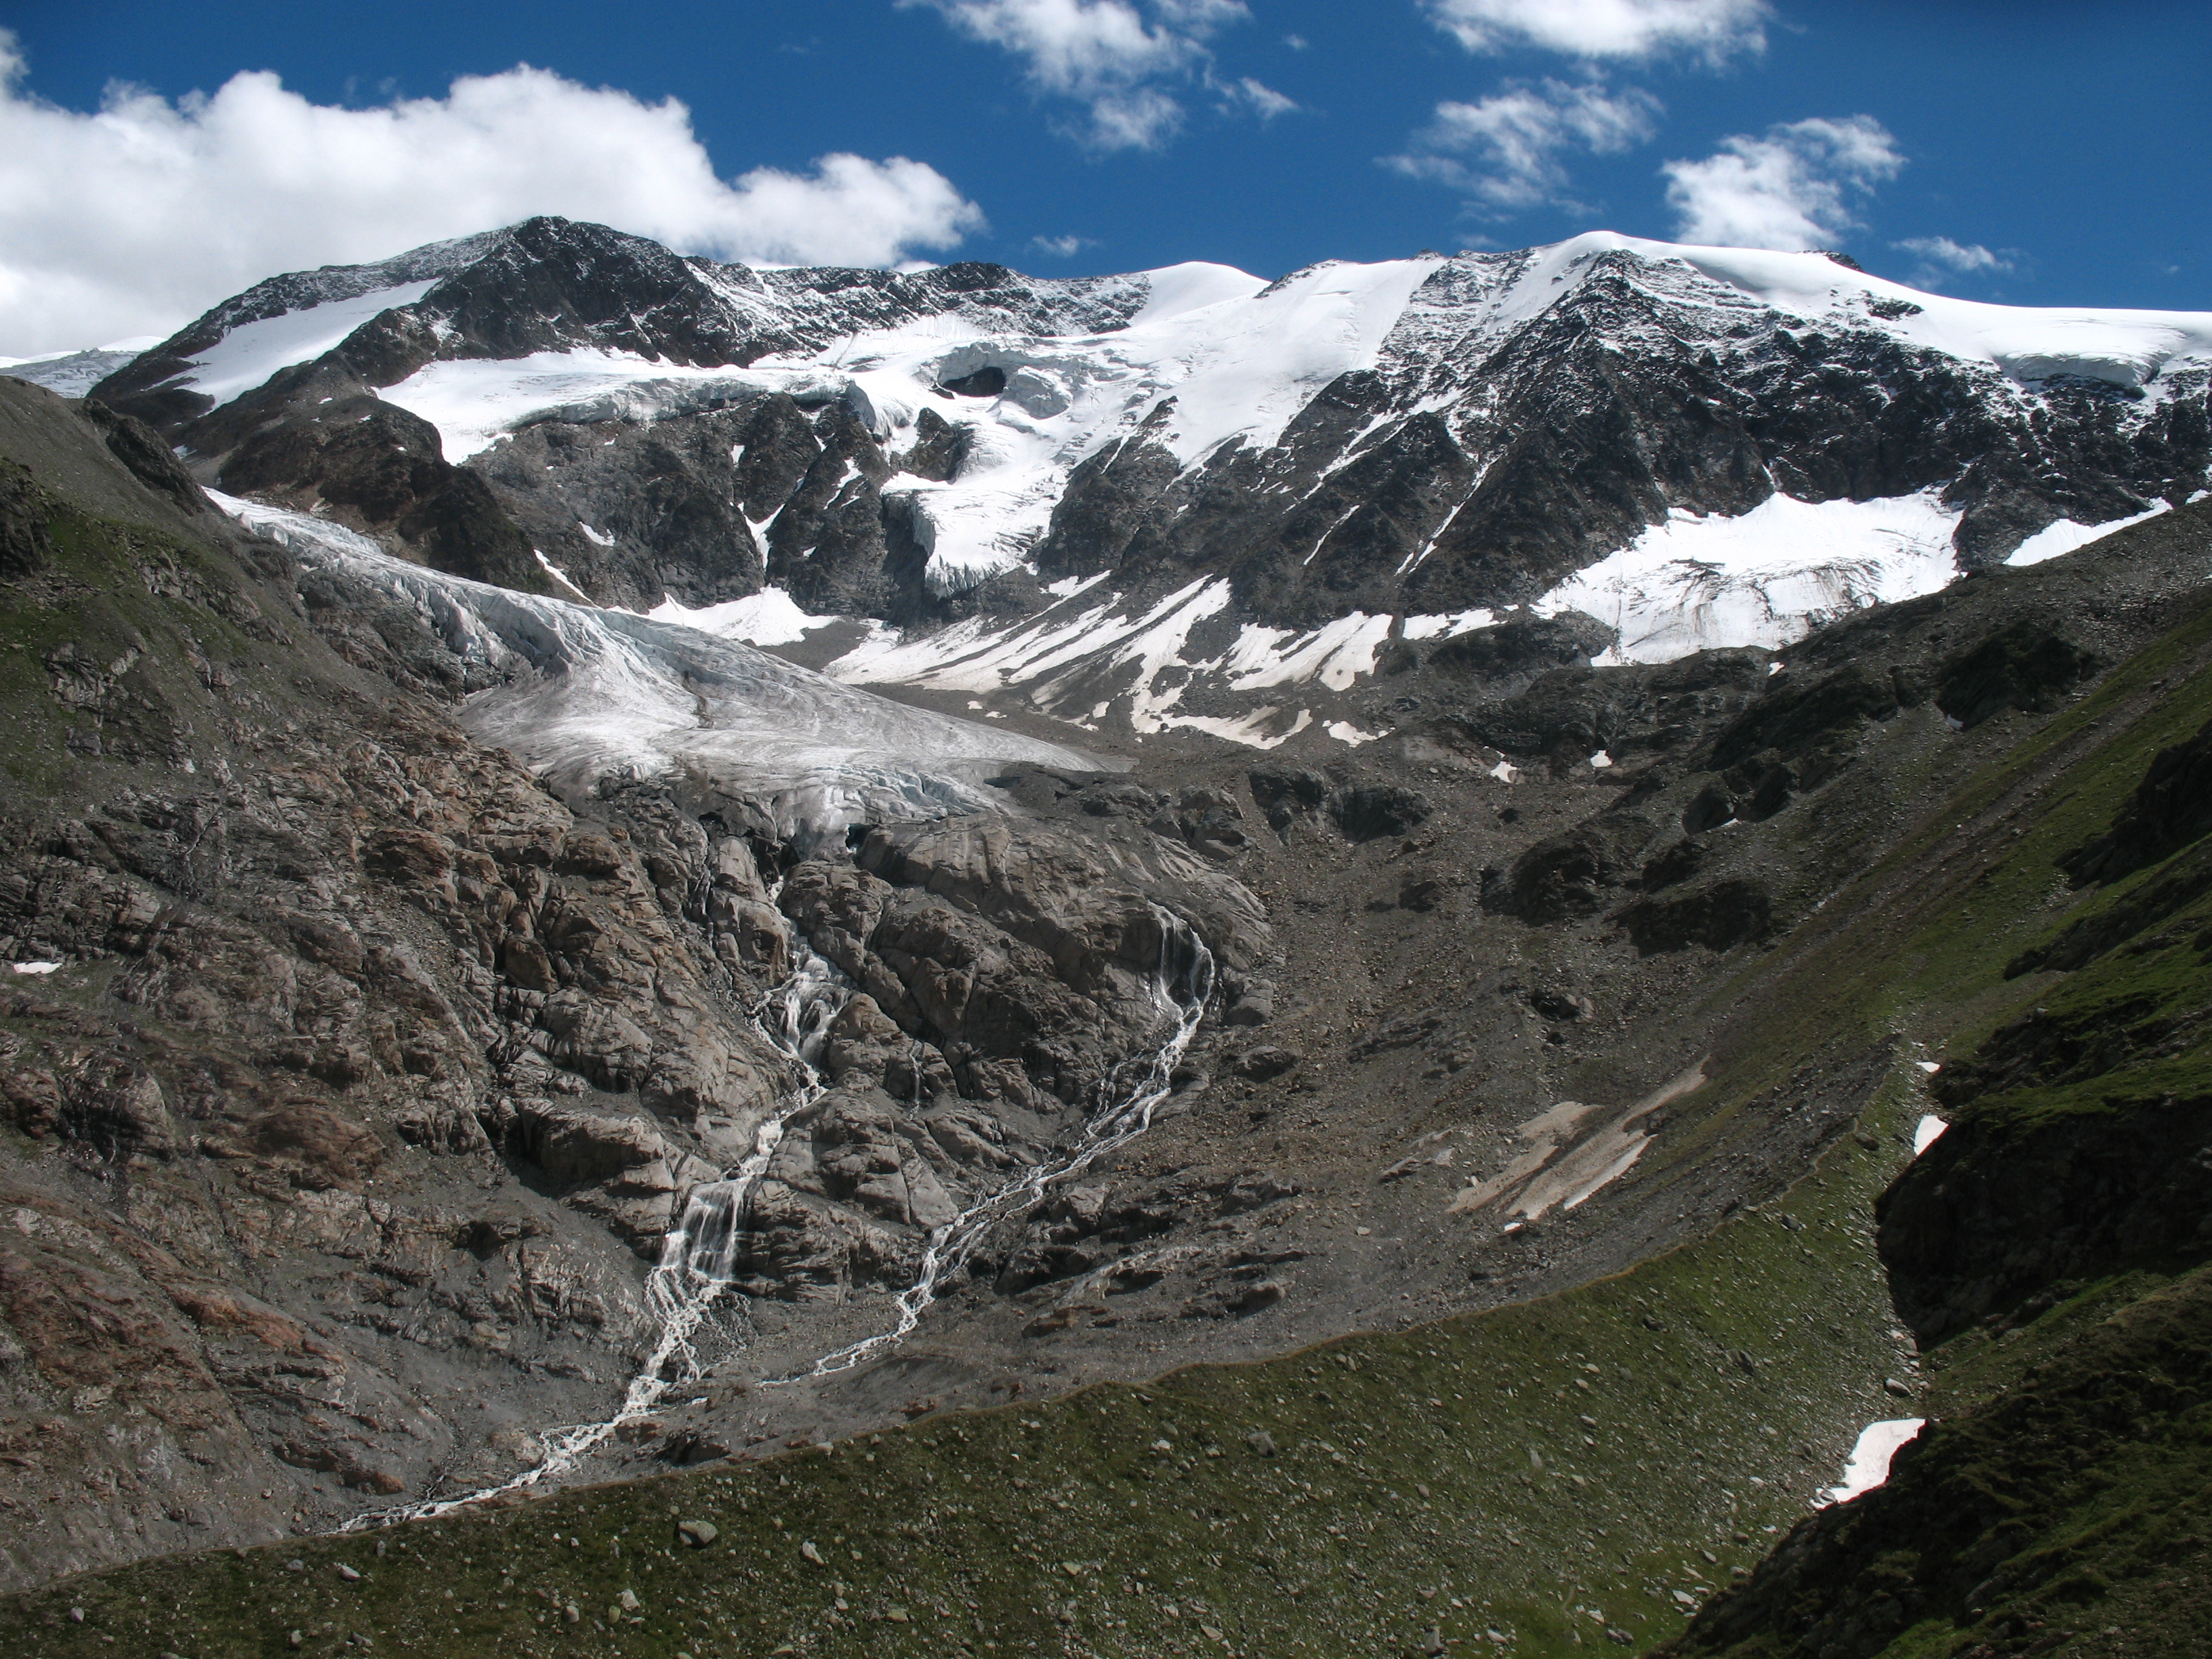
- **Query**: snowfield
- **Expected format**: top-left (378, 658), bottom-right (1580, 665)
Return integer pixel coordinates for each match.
top-left (209, 491), bottom-right (1105, 845)
top-left (647, 586), bottom-right (849, 647)
top-left (149, 229), bottom-right (2212, 747)
top-left (173, 281), bottom-right (441, 410)
top-left (1822, 1418), bottom-right (1927, 1505)
top-left (1537, 490), bottom-right (1966, 663)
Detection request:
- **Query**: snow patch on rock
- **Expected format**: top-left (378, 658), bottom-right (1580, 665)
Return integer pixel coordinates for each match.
top-left (2005, 500), bottom-right (2173, 567)
top-left (176, 282), bottom-right (439, 410)
top-left (647, 586), bottom-right (851, 648)
top-left (1537, 489), bottom-right (1963, 664)
top-left (1821, 1418), bottom-right (1926, 1505)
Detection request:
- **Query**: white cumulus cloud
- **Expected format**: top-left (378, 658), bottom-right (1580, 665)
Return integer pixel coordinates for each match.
top-left (0, 35), bottom-right (983, 357)
top-left (1894, 236), bottom-right (2011, 274)
top-left (1029, 233), bottom-right (1098, 257)
top-left (1425, 0), bottom-right (1769, 64)
top-left (1662, 116), bottom-right (1904, 251)
top-left (1387, 79), bottom-right (1661, 212)
top-left (902, 0), bottom-right (1275, 150)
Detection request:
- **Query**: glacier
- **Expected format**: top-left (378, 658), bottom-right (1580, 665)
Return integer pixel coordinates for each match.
top-left (107, 224), bottom-right (2212, 749)
top-left (209, 490), bottom-right (1109, 844)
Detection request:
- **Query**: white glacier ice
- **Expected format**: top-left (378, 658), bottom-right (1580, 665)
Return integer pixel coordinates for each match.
top-left (207, 490), bottom-right (1108, 846)
top-left (1536, 489), bottom-right (1966, 663)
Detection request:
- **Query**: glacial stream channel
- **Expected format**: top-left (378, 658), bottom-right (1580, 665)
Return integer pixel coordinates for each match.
top-left (352, 899), bottom-right (1214, 1529)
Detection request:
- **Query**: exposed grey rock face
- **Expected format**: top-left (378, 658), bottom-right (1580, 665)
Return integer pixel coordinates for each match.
top-left (714, 799), bottom-right (1271, 1298)
top-left (218, 394), bottom-right (543, 594)
top-left (0, 378), bottom-right (1267, 1586)
top-left (472, 413), bottom-right (764, 610)
top-left (1248, 764), bottom-right (1431, 844)
top-left (81, 220), bottom-right (2211, 679)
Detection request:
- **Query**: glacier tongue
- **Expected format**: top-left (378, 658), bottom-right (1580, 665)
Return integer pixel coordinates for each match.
top-left (0, 344), bottom-right (161, 398)
top-left (133, 221), bottom-right (2212, 752)
top-left (209, 491), bottom-right (1110, 845)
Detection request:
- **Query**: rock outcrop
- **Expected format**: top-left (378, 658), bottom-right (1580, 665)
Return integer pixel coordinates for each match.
top-left (0, 374), bottom-right (1285, 1586)
top-left (82, 221), bottom-right (2211, 653)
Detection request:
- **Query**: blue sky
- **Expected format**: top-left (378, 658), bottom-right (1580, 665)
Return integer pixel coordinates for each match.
top-left (2, 1), bottom-right (2207, 355)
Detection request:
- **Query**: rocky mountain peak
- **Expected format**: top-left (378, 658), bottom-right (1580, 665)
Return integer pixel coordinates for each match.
top-left (65, 222), bottom-right (2212, 739)
top-left (9, 205), bottom-right (2212, 1658)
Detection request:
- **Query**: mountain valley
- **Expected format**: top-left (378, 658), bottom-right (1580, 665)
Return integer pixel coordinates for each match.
top-left (1, 224), bottom-right (2209, 1658)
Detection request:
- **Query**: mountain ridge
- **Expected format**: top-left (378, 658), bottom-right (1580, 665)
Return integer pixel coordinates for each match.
top-left (6, 217), bottom-right (2212, 1659)
top-left (84, 220), bottom-right (2212, 696)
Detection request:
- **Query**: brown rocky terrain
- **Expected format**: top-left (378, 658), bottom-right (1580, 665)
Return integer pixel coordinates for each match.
top-left (0, 373), bottom-right (1277, 1586)
top-left (9, 353), bottom-right (2212, 1629)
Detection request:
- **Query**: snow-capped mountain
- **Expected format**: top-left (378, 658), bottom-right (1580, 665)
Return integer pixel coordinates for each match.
top-left (0, 340), bottom-right (165, 399)
top-left (87, 217), bottom-right (2212, 747)
top-left (14, 219), bottom-right (2212, 1637)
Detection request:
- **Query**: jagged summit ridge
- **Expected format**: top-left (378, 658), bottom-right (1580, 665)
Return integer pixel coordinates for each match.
top-left (77, 219), bottom-right (2212, 746)
top-left (96, 216), bottom-right (1169, 433)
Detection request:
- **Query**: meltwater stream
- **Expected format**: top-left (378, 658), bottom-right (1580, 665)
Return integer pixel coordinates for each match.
top-left (350, 904), bottom-right (1211, 1528)
top-left (346, 933), bottom-right (855, 1529)
top-left (780, 907), bottom-right (1214, 1382)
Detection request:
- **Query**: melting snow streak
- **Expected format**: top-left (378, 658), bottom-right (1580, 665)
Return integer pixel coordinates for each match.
top-left (1822, 1418), bottom-right (1925, 1505)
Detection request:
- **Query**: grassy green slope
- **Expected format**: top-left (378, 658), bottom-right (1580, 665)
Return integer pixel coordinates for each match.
top-left (1662, 1261), bottom-right (2212, 1659)
top-left (0, 453), bottom-right (338, 806)
top-left (1662, 605), bottom-right (2212, 1657)
top-left (0, 1086), bottom-right (1919, 1658)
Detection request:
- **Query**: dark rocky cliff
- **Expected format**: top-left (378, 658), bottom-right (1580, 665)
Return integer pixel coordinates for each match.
top-left (82, 223), bottom-right (2212, 631)
top-left (1663, 576), bottom-right (2212, 1659)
